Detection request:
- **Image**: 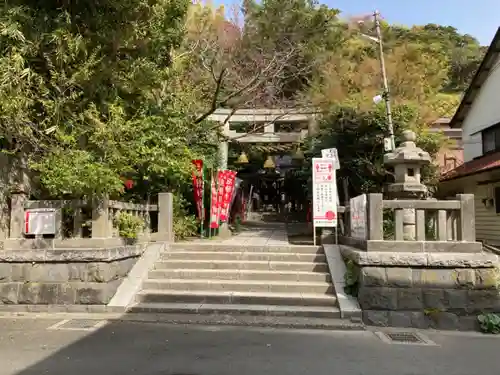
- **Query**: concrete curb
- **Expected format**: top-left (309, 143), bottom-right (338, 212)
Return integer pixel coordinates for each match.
top-left (113, 313), bottom-right (366, 330)
top-left (0, 311), bottom-right (366, 331)
top-left (323, 244), bottom-right (362, 320)
top-left (0, 305), bottom-right (125, 313)
top-left (107, 242), bottom-right (166, 309)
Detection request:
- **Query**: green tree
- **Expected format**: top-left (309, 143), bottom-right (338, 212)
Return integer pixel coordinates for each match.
top-left (0, 0), bottom-right (219, 199)
top-left (0, 0), bottom-right (222, 238)
top-left (296, 11), bottom-right (485, 199)
top-left (298, 104), bottom-right (445, 201)
top-left (181, 0), bottom-right (343, 125)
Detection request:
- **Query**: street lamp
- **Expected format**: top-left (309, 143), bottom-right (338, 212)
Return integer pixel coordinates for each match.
top-left (359, 10), bottom-right (396, 151)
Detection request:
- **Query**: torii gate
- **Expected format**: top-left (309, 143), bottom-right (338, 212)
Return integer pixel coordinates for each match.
top-left (207, 108), bottom-right (320, 169)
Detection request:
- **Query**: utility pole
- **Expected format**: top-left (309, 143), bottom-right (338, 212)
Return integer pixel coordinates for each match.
top-left (373, 10), bottom-right (396, 151)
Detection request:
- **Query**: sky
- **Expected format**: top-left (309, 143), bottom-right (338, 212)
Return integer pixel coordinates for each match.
top-left (217, 0), bottom-right (500, 46)
top-left (330, 0), bottom-right (499, 45)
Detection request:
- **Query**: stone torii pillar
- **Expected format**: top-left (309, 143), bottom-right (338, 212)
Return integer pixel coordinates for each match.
top-left (218, 121), bottom-right (230, 170)
top-left (384, 130), bottom-right (431, 240)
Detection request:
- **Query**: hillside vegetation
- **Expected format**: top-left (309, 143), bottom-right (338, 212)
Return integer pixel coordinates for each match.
top-left (183, 0), bottom-right (485, 196)
top-left (185, 1), bottom-right (485, 119)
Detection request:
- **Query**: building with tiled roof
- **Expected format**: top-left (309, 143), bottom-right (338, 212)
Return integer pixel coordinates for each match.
top-left (440, 27), bottom-right (500, 246)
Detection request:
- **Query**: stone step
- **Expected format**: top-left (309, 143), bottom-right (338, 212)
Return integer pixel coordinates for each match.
top-left (148, 269), bottom-right (332, 282)
top-left (121, 309), bottom-right (364, 330)
top-left (161, 251), bottom-right (326, 262)
top-left (142, 279), bottom-right (334, 294)
top-left (136, 290), bottom-right (337, 307)
top-left (127, 302), bottom-right (341, 318)
top-left (154, 260), bottom-right (329, 272)
top-left (169, 243), bottom-right (322, 254)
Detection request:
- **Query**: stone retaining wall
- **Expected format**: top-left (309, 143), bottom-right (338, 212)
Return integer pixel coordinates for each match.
top-left (0, 246), bottom-right (143, 306)
top-left (340, 245), bottom-right (500, 331)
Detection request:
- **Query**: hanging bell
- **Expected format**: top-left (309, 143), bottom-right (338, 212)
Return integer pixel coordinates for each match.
top-left (263, 155), bottom-right (275, 169)
top-left (236, 151), bottom-right (249, 164)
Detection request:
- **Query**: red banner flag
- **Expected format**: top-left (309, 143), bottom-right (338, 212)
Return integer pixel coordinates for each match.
top-left (209, 171), bottom-right (220, 229)
top-left (219, 170), bottom-right (237, 222)
top-left (192, 160), bottom-right (204, 220)
top-left (215, 170), bottom-right (227, 223)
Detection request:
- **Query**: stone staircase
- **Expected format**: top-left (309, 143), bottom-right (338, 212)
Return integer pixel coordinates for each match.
top-left (127, 242), bottom-right (345, 325)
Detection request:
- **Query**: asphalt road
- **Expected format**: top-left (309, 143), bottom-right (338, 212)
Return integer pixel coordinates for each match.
top-left (0, 315), bottom-right (499, 375)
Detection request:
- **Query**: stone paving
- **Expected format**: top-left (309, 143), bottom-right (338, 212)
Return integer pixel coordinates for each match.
top-left (218, 223), bottom-right (289, 246)
top-left (191, 222), bottom-right (290, 246)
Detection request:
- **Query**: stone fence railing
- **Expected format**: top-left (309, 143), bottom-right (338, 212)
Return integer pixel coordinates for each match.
top-left (6, 192), bottom-right (174, 250)
top-left (337, 193), bottom-right (481, 252)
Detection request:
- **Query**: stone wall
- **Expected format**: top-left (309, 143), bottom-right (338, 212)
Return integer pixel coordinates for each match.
top-left (340, 245), bottom-right (500, 331)
top-left (0, 246), bottom-right (143, 306)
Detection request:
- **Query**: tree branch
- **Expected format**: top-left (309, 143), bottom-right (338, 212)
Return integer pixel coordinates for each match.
top-left (193, 67), bottom-right (227, 124)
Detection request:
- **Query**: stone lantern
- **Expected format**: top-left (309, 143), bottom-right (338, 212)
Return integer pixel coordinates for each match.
top-left (384, 130), bottom-right (431, 199)
top-left (384, 130), bottom-right (432, 239)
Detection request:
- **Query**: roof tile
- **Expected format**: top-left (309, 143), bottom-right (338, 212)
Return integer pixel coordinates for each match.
top-left (441, 151), bottom-right (500, 181)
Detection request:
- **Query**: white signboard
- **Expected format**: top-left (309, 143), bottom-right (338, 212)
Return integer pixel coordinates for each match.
top-left (24, 208), bottom-right (57, 235)
top-left (312, 158), bottom-right (337, 228)
top-left (321, 148), bottom-right (340, 170)
top-left (350, 194), bottom-right (367, 240)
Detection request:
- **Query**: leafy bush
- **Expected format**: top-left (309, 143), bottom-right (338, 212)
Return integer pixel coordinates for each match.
top-left (478, 313), bottom-right (500, 334)
top-left (114, 212), bottom-right (144, 239)
top-left (173, 215), bottom-right (198, 240)
top-left (344, 259), bottom-right (360, 297)
top-left (172, 194), bottom-right (198, 240)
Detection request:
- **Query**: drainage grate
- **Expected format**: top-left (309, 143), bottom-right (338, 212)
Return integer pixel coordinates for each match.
top-left (47, 319), bottom-right (108, 331)
top-left (374, 331), bottom-right (437, 346)
top-left (386, 332), bottom-right (423, 343)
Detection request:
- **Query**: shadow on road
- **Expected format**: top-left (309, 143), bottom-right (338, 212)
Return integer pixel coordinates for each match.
top-left (8, 316), bottom-right (500, 375)
top-left (10, 319), bottom-right (347, 375)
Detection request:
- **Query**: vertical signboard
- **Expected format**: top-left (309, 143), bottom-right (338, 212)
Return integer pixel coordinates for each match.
top-left (321, 148), bottom-right (340, 170)
top-left (350, 194), bottom-right (367, 240)
top-left (320, 149), bottom-right (340, 206)
top-left (312, 158), bottom-right (337, 233)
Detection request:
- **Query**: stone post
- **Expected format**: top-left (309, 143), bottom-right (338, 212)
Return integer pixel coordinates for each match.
top-left (219, 120), bottom-right (230, 170)
top-left (8, 157), bottom-right (32, 239)
top-left (91, 196), bottom-right (110, 238)
top-left (0, 190), bottom-right (10, 240)
top-left (457, 194), bottom-right (475, 241)
top-left (218, 121), bottom-right (231, 237)
top-left (402, 207), bottom-right (416, 240)
top-left (384, 130), bottom-right (431, 241)
top-left (9, 191), bottom-right (28, 239)
top-left (72, 204), bottom-right (83, 238)
top-left (219, 141), bottom-right (228, 170)
top-left (367, 193), bottom-right (384, 241)
top-left (158, 192), bottom-right (174, 242)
